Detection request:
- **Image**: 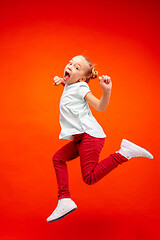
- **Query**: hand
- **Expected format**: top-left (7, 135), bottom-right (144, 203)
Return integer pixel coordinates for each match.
top-left (99, 75), bottom-right (112, 93)
top-left (53, 76), bottom-right (63, 86)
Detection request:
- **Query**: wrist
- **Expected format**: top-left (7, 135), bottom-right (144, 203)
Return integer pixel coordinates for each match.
top-left (102, 89), bottom-right (111, 95)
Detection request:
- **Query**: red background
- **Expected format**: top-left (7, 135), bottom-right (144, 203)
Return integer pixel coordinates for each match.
top-left (0, 0), bottom-right (160, 239)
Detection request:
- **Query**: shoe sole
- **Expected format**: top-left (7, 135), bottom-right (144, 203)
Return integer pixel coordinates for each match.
top-left (123, 139), bottom-right (153, 159)
top-left (47, 207), bottom-right (77, 223)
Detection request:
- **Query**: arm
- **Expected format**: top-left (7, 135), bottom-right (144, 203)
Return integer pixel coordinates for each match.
top-left (53, 76), bottom-right (65, 86)
top-left (84, 75), bottom-right (112, 112)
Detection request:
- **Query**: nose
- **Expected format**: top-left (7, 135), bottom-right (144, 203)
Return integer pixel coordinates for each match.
top-left (67, 66), bottom-right (72, 71)
top-left (67, 64), bottom-right (72, 71)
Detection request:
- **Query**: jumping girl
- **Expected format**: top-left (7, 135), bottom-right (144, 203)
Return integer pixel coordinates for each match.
top-left (47, 55), bottom-right (153, 222)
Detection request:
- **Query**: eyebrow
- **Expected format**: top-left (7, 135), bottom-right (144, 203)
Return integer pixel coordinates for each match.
top-left (70, 59), bottom-right (81, 67)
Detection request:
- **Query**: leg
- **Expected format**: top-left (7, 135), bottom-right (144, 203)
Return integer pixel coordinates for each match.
top-left (47, 141), bottom-right (78, 223)
top-left (75, 133), bottom-right (128, 185)
top-left (52, 140), bottom-right (79, 199)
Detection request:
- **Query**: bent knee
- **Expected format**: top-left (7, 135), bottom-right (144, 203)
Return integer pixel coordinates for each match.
top-left (52, 153), bottom-right (60, 164)
top-left (83, 175), bottom-right (95, 185)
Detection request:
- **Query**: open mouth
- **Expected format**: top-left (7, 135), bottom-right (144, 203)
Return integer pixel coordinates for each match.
top-left (63, 71), bottom-right (70, 81)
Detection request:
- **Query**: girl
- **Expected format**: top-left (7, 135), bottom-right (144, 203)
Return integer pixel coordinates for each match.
top-left (47, 55), bottom-right (153, 223)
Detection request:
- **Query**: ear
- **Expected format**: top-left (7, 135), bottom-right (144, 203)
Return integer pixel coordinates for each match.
top-left (79, 77), bottom-right (86, 82)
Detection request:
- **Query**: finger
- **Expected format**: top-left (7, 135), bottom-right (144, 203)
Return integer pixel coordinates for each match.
top-left (53, 82), bottom-right (60, 86)
top-left (104, 79), bottom-right (108, 84)
top-left (103, 78), bottom-right (110, 84)
top-left (54, 79), bottom-right (59, 83)
top-left (106, 79), bottom-right (110, 84)
top-left (104, 75), bottom-right (108, 81)
top-left (105, 76), bottom-right (111, 83)
top-left (57, 81), bottom-right (62, 85)
top-left (54, 78), bottom-right (62, 85)
top-left (102, 75), bottom-right (110, 81)
top-left (107, 78), bottom-right (111, 84)
top-left (54, 76), bottom-right (59, 81)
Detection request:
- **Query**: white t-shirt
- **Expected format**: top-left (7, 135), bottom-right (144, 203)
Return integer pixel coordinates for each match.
top-left (59, 81), bottom-right (106, 140)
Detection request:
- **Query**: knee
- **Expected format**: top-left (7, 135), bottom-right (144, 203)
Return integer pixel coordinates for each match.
top-left (82, 175), bottom-right (94, 185)
top-left (52, 152), bottom-right (60, 165)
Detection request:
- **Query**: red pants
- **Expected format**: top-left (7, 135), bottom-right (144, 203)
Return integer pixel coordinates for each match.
top-left (52, 133), bottom-right (128, 199)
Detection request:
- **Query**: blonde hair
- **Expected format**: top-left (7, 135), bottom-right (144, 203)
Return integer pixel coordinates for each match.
top-left (80, 55), bottom-right (98, 83)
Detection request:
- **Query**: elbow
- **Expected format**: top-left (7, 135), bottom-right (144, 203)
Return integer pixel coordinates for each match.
top-left (97, 102), bottom-right (109, 112)
top-left (97, 107), bottom-right (106, 112)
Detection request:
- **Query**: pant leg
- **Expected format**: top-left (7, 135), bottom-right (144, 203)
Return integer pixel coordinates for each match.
top-left (75, 133), bottom-right (128, 185)
top-left (52, 140), bottom-right (79, 199)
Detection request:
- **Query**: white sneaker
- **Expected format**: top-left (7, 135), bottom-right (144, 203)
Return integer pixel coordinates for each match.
top-left (117, 139), bottom-right (154, 160)
top-left (46, 198), bottom-right (77, 223)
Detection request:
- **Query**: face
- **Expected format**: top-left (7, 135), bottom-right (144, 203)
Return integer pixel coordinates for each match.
top-left (63, 56), bottom-right (89, 85)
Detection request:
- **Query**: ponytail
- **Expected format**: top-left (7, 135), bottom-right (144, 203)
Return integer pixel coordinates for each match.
top-left (80, 55), bottom-right (98, 83)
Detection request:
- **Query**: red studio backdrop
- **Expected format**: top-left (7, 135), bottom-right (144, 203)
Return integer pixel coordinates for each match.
top-left (0, 0), bottom-right (160, 239)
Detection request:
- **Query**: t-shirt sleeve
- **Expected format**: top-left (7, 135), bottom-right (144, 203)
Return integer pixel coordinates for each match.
top-left (78, 83), bottom-right (91, 99)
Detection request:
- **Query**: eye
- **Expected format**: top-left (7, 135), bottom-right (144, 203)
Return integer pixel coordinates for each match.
top-left (68, 62), bottom-right (72, 65)
top-left (75, 67), bottom-right (79, 70)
